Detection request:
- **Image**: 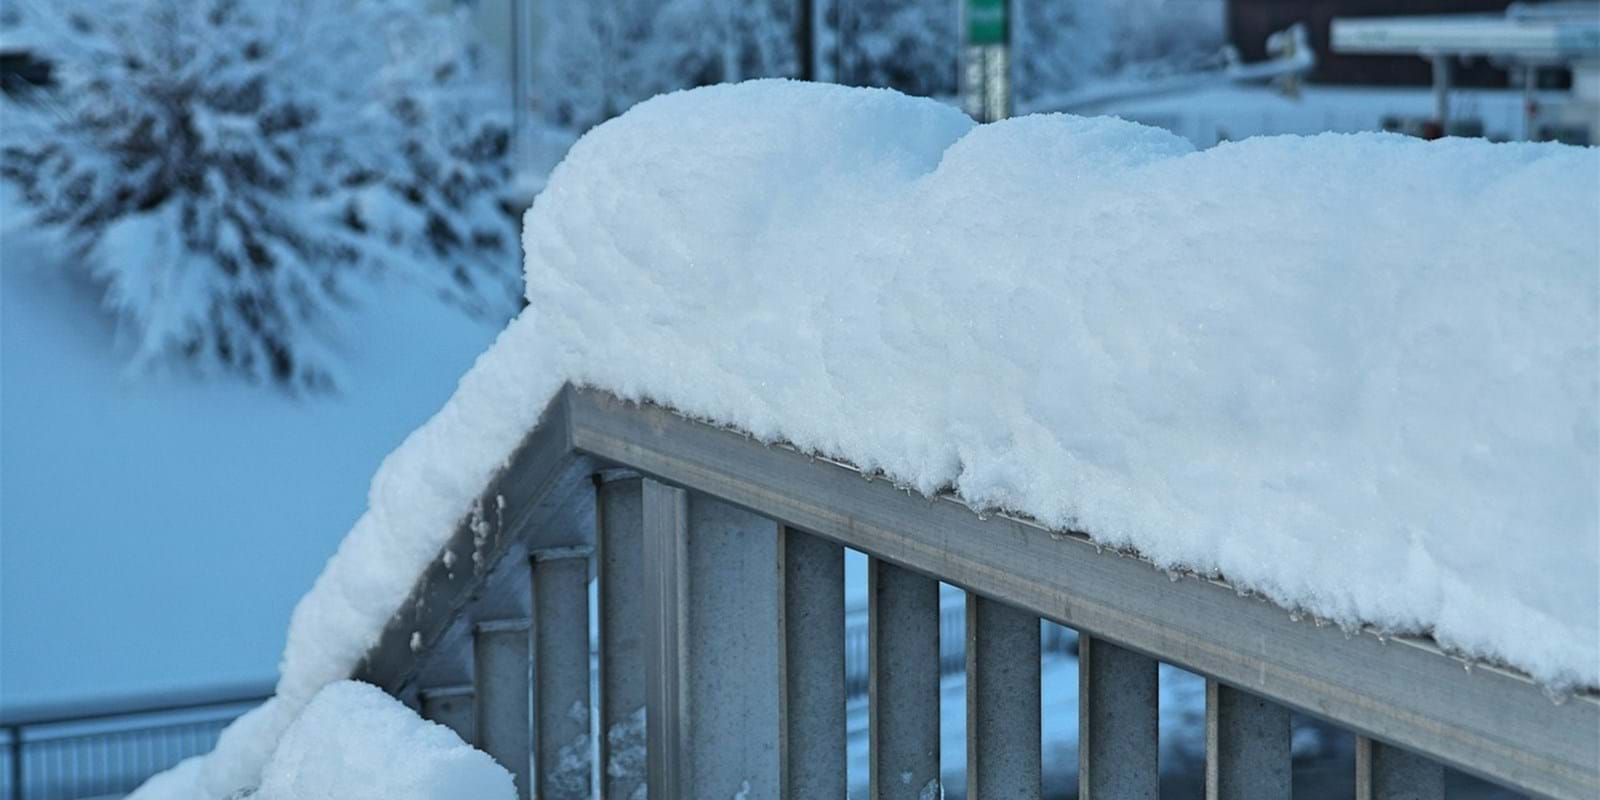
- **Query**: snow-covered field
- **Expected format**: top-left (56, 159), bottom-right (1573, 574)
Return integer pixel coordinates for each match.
top-left (126, 80), bottom-right (1596, 798)
top-left (0, 185), bottom-right (504, 711)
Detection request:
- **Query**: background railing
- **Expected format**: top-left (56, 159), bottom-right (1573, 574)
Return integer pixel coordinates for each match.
top-left (0, 684), bottom-right (270, 800)
top-left (0, 601), bottom-right (1061, 800)
top-left (843, 603), bottom-right (1076, 700)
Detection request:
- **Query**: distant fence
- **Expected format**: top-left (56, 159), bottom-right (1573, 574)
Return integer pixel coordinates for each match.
top-left (0, 684), bottom-right (270, 800)
top-left (0, 603), bottom-right (1068, 800)
top-left (842, 603), bottom-right (1076, 699)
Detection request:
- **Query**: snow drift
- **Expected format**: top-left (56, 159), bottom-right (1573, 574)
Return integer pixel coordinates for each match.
top-left (254, 681), bottom-right (513, 800)
top-left (136, 80), bottom-right (1599, 798)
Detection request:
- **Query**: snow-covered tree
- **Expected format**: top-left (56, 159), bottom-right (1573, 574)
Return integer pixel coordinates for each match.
top-left (536, 0), bottom-right (660, 130)
top-left (831, 0), bottom-right (956, 96)
top-left (1015, 0), bottom-right (1225, 103)
top-left (653, 0), bottom-right (797, 88)
top-left (536, 0), bottom-right (799, 132)
top-left (0, 0), bottom-right (519, 389)
top-left (1013, 1), bottom-right (1115, 104)
top-left (351, 11), bottom-right (523, 320)
top-left (1101, 0), bottom-right (1224, 78)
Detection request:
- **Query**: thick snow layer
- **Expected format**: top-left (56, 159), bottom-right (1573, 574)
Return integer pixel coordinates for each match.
top-left (253, 681), bottom-right (514, 800)
top-left (522, 81), bottom-right (1598, 685)
top-left (137, 80), bottom-right (1598, 797)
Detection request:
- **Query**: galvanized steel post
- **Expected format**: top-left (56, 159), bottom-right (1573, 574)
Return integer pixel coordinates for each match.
top-left (598, 474), bottom-right (647, 800)
top-left (1357, 736), bottom-right (1444, 800)
top-left (1079, 634), bottom-right (1159, 799)
top-left (966, 594), bottom-right (1042, 799)
top-left (779, 526), bottom-right (847, 798)
top-left (531, 546), bottom-right (594, 800)
top-left (869, 558), bottom-right (941, 800)
top-left (1205, 680), bottom-right (1291, 799)
top-left (474, 619), bottom-right (532, 800)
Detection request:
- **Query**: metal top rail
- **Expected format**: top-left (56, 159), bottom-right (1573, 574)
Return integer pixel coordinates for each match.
top-left (3, 684), bottom-right (272, 800)
top-left (356, 384), bottom-right (1599, 800)
top-left (0, 681), bottom-right (274, 729)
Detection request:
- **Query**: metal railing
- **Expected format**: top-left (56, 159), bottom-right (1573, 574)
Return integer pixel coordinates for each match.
top-left (355, 385), bottom-right (1599, 799)
top-left (0, 684), bottom-right (271, 800)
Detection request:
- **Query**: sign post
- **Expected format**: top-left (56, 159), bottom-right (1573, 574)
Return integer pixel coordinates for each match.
top-left (961, 0), bottom-right (1011, 122)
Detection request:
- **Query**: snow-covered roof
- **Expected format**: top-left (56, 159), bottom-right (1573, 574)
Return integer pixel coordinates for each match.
top-left (135, 80), bottom-right (1600, 798)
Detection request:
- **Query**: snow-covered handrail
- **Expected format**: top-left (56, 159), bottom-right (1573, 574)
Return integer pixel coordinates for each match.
top-left (140, 81), bottom-right (1593, 800)
top-left (355, 384), bottom-right (1598, 800)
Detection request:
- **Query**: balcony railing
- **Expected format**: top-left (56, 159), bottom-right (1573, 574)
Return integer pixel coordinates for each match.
top-left (354, 384), bottom-right (1598, 799)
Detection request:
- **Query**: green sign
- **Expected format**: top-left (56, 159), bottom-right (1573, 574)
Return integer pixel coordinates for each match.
top-left (967, 0), bottom-right (1007, 45)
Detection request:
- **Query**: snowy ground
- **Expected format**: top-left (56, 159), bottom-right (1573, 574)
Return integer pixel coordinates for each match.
top-left (0, 185), bottom-right (504, 711)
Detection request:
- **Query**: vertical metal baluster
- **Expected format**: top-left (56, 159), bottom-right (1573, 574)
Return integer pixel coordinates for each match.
top-left (475, 618), bottom-right (533, 800)
top-left (598, 474), bottom-right (648, 800)
top-left (691, 490), bottom-right (784, 797)
top-left (1356, 736), bottom-right (1445, 800)
top-left (1078, 634), bottom-right (1158, 799)
top-left (643, 479), bottom-right (689, 800)
top-left (49, 739), bottom-right (59, 800)
top-left (531, 546), bottom-right (595, 800)
top-left (1205, 680), bottom-right (1291, 799)
top-left (642, 480), bottom-right (783, 798)
top-left (868, 558), bottom-right (940, 800)
top-left (779, 526), bottom-right (846, 798)
top-left (966, 593), bottom-right (1042, 799)
top-left (4, 725), bottom-right (18, 800)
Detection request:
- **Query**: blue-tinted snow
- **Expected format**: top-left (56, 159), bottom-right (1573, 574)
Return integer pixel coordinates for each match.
top-left (139, 681), bottom-right (513, 800)
top-left (138, 80), bottom-right (1599, 797)
top-left (0, 189), bottom-right (502, 712)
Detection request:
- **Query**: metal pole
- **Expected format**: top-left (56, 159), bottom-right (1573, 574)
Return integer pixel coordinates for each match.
top-left (1356, 736), bottom-right (1444, 800)
top-left (475, 619), bottom-right (533, 800)
top-left (1079, 634), bottom-right (1159, 798)
top-left (1431, 55), bottom-right (1452, 134)
top-left (795, 0), bottom-right (815, 82)
top-left (778, 527), bottom-right (846, 797)
top-left (8, 725), bottom-right (22, 800)
top-left (839, 0), bottom-right (851, 85)
top-left (965, 594), bottom-right (1041, 799)
top-left (1206, 680), bottom-right (1292, 799)
top-left (598, 475), bottom-right (647, 800)
top-left (530, 547), bottom-right (594, 800)
top-left (510, 0), bottom-right (524, 153)
top-left (868, 559), bottom-right (940, 800)
top-left (961, 0), bottom-right (1011, 122)
top-left (510, 0), bottom-right (539, 160)
top-left (1522, 64), bottom-right (1538, 142)
top-left (642, 480), bottom-right (688, 800)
